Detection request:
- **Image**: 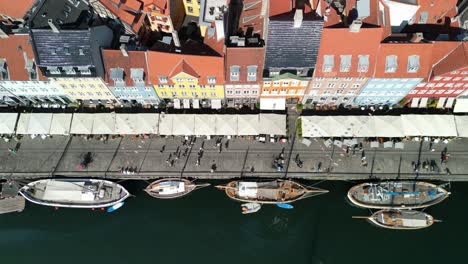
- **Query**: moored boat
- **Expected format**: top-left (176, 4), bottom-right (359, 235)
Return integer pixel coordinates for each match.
top-left (144, 178), bottom-right (210, 199)
top-left (216, 180), bottom-right (328, 204)
top-left (19, 178), bottom-right (130, 209)
top-left (354, 210), bottom-right (436, 230)
top-left (347, 181), bottom-right (450, 209)
top-left (241, 203), bottom-right (261, 214)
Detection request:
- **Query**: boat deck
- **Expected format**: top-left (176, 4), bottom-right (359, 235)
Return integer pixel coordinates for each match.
top-left (227, 180), bottom-right (306, 202)
top-left (0, 196), bottom-right (25, 214)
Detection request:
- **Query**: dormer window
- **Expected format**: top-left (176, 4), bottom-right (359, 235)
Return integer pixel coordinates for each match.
top-left (63, 66), bottom-right (76, 75)
top-left (247, 65), bottom-right (257, 82)
top-left (158, 76), bottom-right (168, 84)
top-left (340, 55), bottom-right (352, 72)
top-left (131, 68), bottom-right (145, 86)
top-left (407, 55), bottom-right (420, 73)
top-left (323, 55), bottom-right (334, 72)
top-left (0, 59), bottom-right (9, 80)
top-left (385, 55), bottom-right (398, 73)
top-left (47, 66), bottom-right (61, 75)
top-left (25, 59), bottom-right (38, 80)
top-left (207, 76), bottom-right (216, 84)
top-left (78, 66), bottom-right (91, 75)
top-left (110, 68), bottom-right (125, 87)
top-left (358, 55), bottom-right (369, 72)
top-left (230, 65), bottom-right (240, 82)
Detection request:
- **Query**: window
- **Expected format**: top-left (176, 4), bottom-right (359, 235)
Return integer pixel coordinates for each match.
top-left (25, 60), bottom-right (38, 80)
top-left (247, 65), bottom-right (257, 82)
top-left (327, 83), bottom-right (335, 88)
top-left (339, 83), bottom-right (348, 88)
top-left (201, 92), bottom-right (207, 96)
top-left (243, 15), bottom-right (258, 24)
top-left (179, 85), bottom-right (185, 88)
top-left (323, 55), bottom-right (334, 72)
top-left (385, 55), bottom-right (398, 73)
top-left (358, 55), bottom-right (369, 72)
top-left (352, 83), bottom-right (360, 88)
top-left (273, 81), bottom-right (280, 87)
top-left (0, 59), bottom-right (9, 80)
top-left (230, 65), bottom-right (240, 81)
top-left (407, 55), bottom-right (420, 73)
top-left (188, 6), bottom-right (194, 13)
top-left (312, 83), bottom-right (321, 88)
top-left (243, 90), bottom-right (250, 94)
top-left (158, 76), bottom-right (168, 84)
top-left (189, 85), bottom-right (196, 89)
top-left (171, 92), bottom-right (177, 96)
top-left (210, 92), bottom-right (216, 96)
top-left (282, 81), bottom-right (290, 86)
top-left (192, 92), bottom-right (198, 97)
top-left (263, 81), bottom-right (271, 86)
top-left (207, 76), bottom-right (216, 84)
top-left (340, 55), bottom-right (352, 72)
top-left (182, 92), bottom-right (187, 96)
top-left (200, 85), bottom-right (205, 89)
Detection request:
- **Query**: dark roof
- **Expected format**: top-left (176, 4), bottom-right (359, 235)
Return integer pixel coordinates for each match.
top-left (264, 10), bottom-right (323, 69)
top-left (31, 29), bottom-right (93, 67)
top-left (28, 0), bottom-right (92, 29)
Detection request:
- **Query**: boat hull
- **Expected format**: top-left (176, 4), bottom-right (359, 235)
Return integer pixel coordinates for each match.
top-left (19, 178), bottom-right (130, 209)
top-left (144, 178), bottom-right (197, 199)
top-left (368, 210), bottom-right (434, 230)
top-left (347, 181), bottom-right (449, 209)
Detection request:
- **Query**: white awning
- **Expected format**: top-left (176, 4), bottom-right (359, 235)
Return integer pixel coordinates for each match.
top-left (172, 114), bottom-right (195, 135)
top-left (215, 115), bottom-right (237, 135)
top-left (158, 114), bottom-right (174, 135)
top-left (419, 97), bottom-right (428, 108)
top-left (193, 99), bottom-right (200, 109)
top-left (371, 116), bottom-right (403, 137)
top-left (174, 99), bottom-right (181, 109)
top-left (455, 116), bottom-right (468, 137)
top-left (194, 115), bottom-right (216, 135)
top-left (115, 114), bottom-right (158, 134)
top-left (237, 114), bottom-right (259, 135)
top-left (183, 99), bottom-right (190, 109)
top-left (211, 99), bottom-right (222, 109)
top-left (410, 98), bottom-right (420, 108)
top-left (70, 113), bottom-right (93, 134)
top-left (260, 98), bottom-right (286, 110)
top-left (402, 114), bottom-right (457, 137)
top-left (446, 97), bottom-right (455, 109)
top-left (436, 97), bottom-right (446, 109)
top-left (50, 114), bottom-right (72, 135)
top-left (91, 113), bottom-right (116, 134)
top-left (16, 113), bottom-right (52, 134)
top-left (454, 97), bottom-right (468, 112)
top-left (258, 114), bottom-right (286, 135)
top-left (0, 113), bottom-right (18, 134)
top-left (301, 116), bottom-right (329, 138)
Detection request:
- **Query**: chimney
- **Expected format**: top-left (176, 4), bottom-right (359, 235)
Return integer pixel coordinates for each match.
top-left (410, 32), bottom-right (424, 43)
top-left (172, 31), bottom-right (181, 48)
top-left (120, 44), bottom-right (128, 57)
top-left (294, 9), bottom-right (303, 28)
top-left (349, 19), bottom-right (362, 32)
top-left (47, 19), bottom-right (60, 33)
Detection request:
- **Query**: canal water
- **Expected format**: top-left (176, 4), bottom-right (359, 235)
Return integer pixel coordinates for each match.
top-left (0, 180), bottom-right (466, 264)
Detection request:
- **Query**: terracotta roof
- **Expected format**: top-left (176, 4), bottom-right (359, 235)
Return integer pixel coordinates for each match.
top-left (0, 34), bottom-right (46, 81)
top-left (431, 42), bottom-right (468, 77)
top-left (143, 0), bottom-right (169, 15)
top-left (237, 0), bottom-right (266, 39)
top-left (102, 49), bottom-right (149, 86)
top-left (225, 46), bottom-right (265, 84)
top-left (374, 42), bottom-right (433, 80)
top-left (413, 0), bottom-right (458, 25)
top-left (169, 60), bottom-right (200, 78)
top-left (147, 51), bottom-right (224, 85)
top-left (98, 0), bottom-right (145, 32)
top-left (314, 27), bottom-right (384, 77)
top-left (269, 0), bottom-right (294, 17)
top-left (0, 0), bottom-right (34, 18)
top-left (430, 41), bottom-right (462, 67)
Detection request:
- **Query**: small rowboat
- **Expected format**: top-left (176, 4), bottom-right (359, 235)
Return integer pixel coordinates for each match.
top-left (144, 178), bottom-right (210, 199)
top-left (216, 179), bottom-right (328, 204)
top-left (241, 203), bottom-right (261, 214)
top-left (353, 210), bottom-right (437, 230)
top-left (107, 202), bottom-right (124, 213)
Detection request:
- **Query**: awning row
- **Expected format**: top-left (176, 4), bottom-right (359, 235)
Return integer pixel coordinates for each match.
top-left (1, 113), bottom-right (286, 136)
top-left (302, 115), bottom-right (466, 138)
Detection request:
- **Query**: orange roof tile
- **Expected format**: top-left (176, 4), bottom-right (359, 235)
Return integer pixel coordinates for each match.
top-left (0, 34), bottom-right (46, 81)
top-left (314, 27), bottom-right (384, 77)
top-left (374, 42), bottom-right (433, 80)
top-left (269, 0), bottom-right (294, 17)
top-left (225, 46), bottom-right (265, 84)
top-left (413, 0), bottom-right (458, 25)
top-left (431, 42), bottom-right (468, 77)
top-left (0, 0), bottom-right (34, 18)
top-left (98, 0), bottom-right (145, 32)
top-left (147, 51), bottom-right (224, 85)
top-left (430, 41), bottom-right (461, 66)
top-left (169, 60), bottom-right (200, 78)
top-left (102, 49), bottom-right (149, 86)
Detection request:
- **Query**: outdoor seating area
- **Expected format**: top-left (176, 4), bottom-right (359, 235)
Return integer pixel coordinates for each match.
top-left (0, 113), bottom-right (287, 137)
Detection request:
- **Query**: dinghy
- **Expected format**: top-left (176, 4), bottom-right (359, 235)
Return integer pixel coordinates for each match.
top-left (144, 178), bottom-right (210, 199)
top-left (241, 203), bottom-right (261, 214)
top-left (354, 210), bottom-right (437, 230)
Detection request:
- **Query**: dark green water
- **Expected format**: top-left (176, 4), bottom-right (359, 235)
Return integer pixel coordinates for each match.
top-left (0, 180), bottom-right (466, 264)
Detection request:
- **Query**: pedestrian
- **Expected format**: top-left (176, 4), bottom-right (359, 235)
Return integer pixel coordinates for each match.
top-left (218, 144), bottom-right (222, 153)
top-left (225, 140), bottom-right (229, 149)
top-left (182, 148), bottom-right (189, 157)
top-left (170, 159), bottom-right (175, 167)
top-left (174, 146), bottom-right (180, 155)
top-left (210, 163), bottom-right (217, 173)
top-left (8, 148), bottom-right (16, 155)
top-left (160, 145), bottom-right (165, 153)
top-left (250, 166), bottom-right (255, 173)
top-left (196, 158), bottom-right (200, 167)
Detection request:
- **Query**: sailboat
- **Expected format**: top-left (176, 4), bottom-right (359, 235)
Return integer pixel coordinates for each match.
top-left (347, 181), bottom-right (450, 209)
top-left (216, 179), bottom-right (328, 204)
top-left (353, 210), bottom-right (437, 230)
top-left (19, 178), bottom-right (130, 209)
top-left (144, 178), bottom-right (210, 199)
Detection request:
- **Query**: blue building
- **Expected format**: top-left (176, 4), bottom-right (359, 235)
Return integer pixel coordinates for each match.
top-left (354, 78), bottom-right (422, 106)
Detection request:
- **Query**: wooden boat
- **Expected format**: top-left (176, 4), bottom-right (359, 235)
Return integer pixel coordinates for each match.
top-left (347, 181), bottom-right (450, 209)
top-left (354, 210), bottom-right (436, 230)
top-left (216, 179), bottom-right (328, 204)
top-left (19, 178), bottom-right (130, 209)
top-left (144, 178), bottom-right (210, 199)
top-left (241, 203), bottom-right (261, 214)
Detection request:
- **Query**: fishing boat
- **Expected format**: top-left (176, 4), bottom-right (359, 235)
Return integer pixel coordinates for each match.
top-left (216, 180), bottom-right (328, 204)
top-left (347, 181), bottom-right (450, 209)
top-left (144, 178), bottom-right (210, 199)
top-left (241, 203), bottom-right (261, 214)
top-left (354, 210), bottom-right (436, 230)
top-left (19, 178), bottom-right (130, 209)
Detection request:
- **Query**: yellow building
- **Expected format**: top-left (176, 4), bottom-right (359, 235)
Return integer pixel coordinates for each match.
top-left (183, 0), bottom-right (200, 17)
top-left (52, 77), bottom-right (117, 104)
top-left (148, 51), bottom-right (224, 106)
